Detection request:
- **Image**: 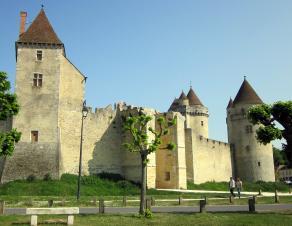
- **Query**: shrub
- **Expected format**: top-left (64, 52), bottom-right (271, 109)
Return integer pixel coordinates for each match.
top-left (96, 172), bottom-right (125, 182)
top-left (144, 208), bottom-right (153, 218)
top-left (26, 174), bottom-right (36, 182)
top-left (117, 180), bottom-right (132, 189)
top-left (43, 173), bottom-right (52, 181)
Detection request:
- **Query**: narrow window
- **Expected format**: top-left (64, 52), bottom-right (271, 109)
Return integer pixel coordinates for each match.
top-left (245, 125), bottom-right (252, 134)
top-left (246, 145), bottom-right (250, 151)
top-left (201, 121), bottom-right (204, 126)
top-left (258, 161), bottom-right (261, 167)
top-left (33, 73), bottom-right (43, 87)
top-left (165, 172), bottom-right (170, 181)
top-left (36, 50), bottom-right (42, 61)
top-left (31, 131), bottom-right (38, 143)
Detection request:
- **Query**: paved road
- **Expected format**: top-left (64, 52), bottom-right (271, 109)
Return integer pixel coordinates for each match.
top-left (4, 204), bottom-right (292, 215)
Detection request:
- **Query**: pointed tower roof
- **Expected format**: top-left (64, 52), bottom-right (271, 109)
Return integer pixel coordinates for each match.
top-left (187, 87), bottom-right (203, 106)
top-left (18, 9), bottom-right (62, 44)
top-left (179, 91), bottom-right (187, 99)
top-left (233, 78), bottom-right (263, 105)
top-left (168, 98), bottom-right (179, 111)
top-left (227, 98), bottom-right (233, 109)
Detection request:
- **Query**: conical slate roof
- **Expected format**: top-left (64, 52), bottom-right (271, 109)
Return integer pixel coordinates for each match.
top-left (187, 87), bottom-right (203, 106)
top-left (169, 98), bottom-right (179, 111)
top-left (227, 98), bottom-right (233, 109)
top-left (18, 9), bottom-right (62, 44)
top-left (179, 91), bottom-right (187, 99)
top-left (233, 78), bottom-right (263, 105)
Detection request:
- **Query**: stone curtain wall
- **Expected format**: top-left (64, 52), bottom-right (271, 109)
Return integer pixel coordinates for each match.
top-left (192, 134), bottom-right (232, 184)
top-left (0, 142), bottom-right (59, 182)
top-left (85, 106), bottom-right (123, 176)
top-left (120, 107), bottom-right (157, 188)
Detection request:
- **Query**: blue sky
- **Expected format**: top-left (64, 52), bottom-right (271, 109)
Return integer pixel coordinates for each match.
top-left (1, 0), bottom-right (291, 143)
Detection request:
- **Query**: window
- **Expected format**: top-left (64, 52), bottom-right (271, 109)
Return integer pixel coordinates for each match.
top-left (201, 121), bottom-right (204, 126)
top-left (36, 50), bottom-right (43, 61)
top-left (258, 161), bottom-right (261, 167)
top-left (246, 145), bottom-right (250, 151)
top-left (245, 125), bottom-right (252, 134)
top-left (165, 172), bottom-right (170, 181)
top-left (31, 131), bottom-right (38, 143)
top-left (33, 73), bottom-right (43, 87)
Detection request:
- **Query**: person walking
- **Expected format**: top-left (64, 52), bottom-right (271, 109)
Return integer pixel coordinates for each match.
top-left (236, 178), bottom-right (243, 198)
top-left (229, 177), bottom-right (236, 197)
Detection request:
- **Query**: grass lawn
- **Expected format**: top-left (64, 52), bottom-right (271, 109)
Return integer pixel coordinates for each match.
top-left (1, 212), bottom-right (292, 226)
top-left (0, 173), bottom-right (291, 208)
top-left (187, 181), bottom-right (291, 192)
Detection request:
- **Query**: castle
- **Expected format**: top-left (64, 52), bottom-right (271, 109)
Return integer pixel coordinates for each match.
top-left (0, 9), bottom-right (275, 188)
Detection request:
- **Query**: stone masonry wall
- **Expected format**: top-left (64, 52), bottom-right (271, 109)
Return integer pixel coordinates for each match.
top-left (120, 107), bottom-right (157, 188)
top-left (84, 106), bottom-right (123, 176)
top-left (227, 104), bottom-right (275, 182)
top-left (58, 55), bottom-right (85, 175)
top-left (156, 112), bottom-right (187, 189)
top-left (192, 134), bottom-right (232, 183)
top-left (0, 46), bottom-right (63, 182)
top-left (1, 142), bottom-right (59, 182)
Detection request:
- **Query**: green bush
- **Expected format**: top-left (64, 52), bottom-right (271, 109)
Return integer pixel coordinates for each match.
top-left (26, 175), bottom-right (36, 182)
top-left (96, 172), bottom-right (125, 182)
top-left (144, 208), bottom-right (153, 218)
top-left (43, 173), bottom-right (52, 181)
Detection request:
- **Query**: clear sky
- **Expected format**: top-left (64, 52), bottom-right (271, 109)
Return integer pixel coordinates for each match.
top-left (1, 0), bottom-right (291, 143)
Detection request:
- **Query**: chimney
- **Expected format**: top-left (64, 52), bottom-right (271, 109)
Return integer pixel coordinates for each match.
top-left (19, 11), bottom-right (27, 36)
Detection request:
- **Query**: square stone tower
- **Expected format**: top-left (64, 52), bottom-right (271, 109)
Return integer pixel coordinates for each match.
top-left (0, 9), bottom-right (85, 182)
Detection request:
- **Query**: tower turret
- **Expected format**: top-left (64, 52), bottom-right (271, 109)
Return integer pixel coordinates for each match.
top-left (227, 78), bottom-right (275, 182)
top-left (178, 91), bottom-right (189, 106)
top-left (169, 87), bottom-right (208, 138)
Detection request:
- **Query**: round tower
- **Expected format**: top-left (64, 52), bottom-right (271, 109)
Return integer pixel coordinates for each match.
top-left (185, 87), bottom-right (208, 138)
top-left (227, 78), bottom-right (275, 182)
top-left (168, 88), bottom-right (208, 138)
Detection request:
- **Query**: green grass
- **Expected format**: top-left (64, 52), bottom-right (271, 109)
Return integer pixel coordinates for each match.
top-left (1, 195), bottom-right (291, 208)
top-left (1, 212), bottom-right (292, 226)
top-left (0, 174), bottom-right (141, 196)
top-left (0, 174), bottom-right (291, 208)
top-left (187, 181), bottom-right (291, 192)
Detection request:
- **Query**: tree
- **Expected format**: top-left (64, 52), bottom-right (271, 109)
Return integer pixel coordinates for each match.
top-left (273, 146), bottom-right (288, 167)
top-left (248, 101), bottom-right (292, 165)
top-left (0, 71), bottom-right (21, 156)
top-left (123, 112), bottom-right (176, 215)
top-left (273, 146), bottom-right (288, 181)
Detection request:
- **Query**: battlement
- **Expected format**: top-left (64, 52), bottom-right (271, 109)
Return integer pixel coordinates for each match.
top-left (198, 135), bottom-right (229, 147)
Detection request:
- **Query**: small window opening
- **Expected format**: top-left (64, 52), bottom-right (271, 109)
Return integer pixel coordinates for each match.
top-left (165, 172), bottom-right (170, 181)
top-left (33, 73), bottom-right (43, 87)
top-left (36, 50), bottom-right (42, 61)
top-left (245, 125), bottom-right (252, 134)
top-left (31, 131), bottom-right (38, 143)
top-left (201, 121), bottom-right (204, 126)
top-left (258, 161), bottom-right (261, 167)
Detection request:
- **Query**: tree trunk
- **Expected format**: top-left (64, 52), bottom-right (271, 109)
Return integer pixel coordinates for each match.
top-left (284, 133), bottom-right (292, 166)
top-left (139, 153), bottom-right (147, 215)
